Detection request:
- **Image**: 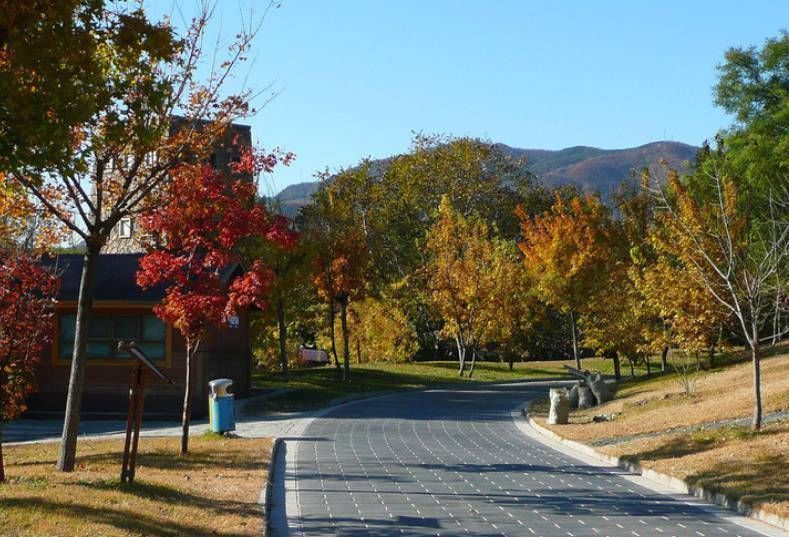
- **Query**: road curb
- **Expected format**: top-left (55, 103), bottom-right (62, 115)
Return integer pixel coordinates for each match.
top-left (260, 437), bottom-right (284, 536)
top-left (522, 403), bottom-right (789, 533)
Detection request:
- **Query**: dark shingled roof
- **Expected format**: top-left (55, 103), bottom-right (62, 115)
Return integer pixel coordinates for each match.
top-left (43, 254), bottom-right (243, 303)
top-left (43, 254), bottom-right (166, 302)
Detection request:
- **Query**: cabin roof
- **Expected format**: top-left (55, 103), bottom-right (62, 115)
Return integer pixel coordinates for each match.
top-left (43, 254), bottom-right (242, 303)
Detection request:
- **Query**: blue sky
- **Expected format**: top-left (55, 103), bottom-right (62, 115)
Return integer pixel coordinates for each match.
top-left (165, 1), bottom-right (787, 194)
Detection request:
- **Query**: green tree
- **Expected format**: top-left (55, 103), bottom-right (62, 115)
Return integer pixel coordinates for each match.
top-left (713, 30), bottom-right (788, 199)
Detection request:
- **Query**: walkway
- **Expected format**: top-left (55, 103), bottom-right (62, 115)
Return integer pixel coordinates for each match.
top-left (286, 382), bottom-right (780, 536)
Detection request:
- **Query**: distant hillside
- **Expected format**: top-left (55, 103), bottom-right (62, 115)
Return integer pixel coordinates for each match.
top-left (270, 181), bottom-right (320, 216)
top-left (273, 141), bottom-right (699, 214)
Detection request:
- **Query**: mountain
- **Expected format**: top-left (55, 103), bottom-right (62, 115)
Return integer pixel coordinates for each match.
top-left (273, 141), bottom-right (699, 214)
top-left (270, 181), bottom-right (321, 215)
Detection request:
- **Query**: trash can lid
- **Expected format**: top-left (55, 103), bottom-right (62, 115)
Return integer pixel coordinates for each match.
top-left (209, 378), bottom-right (233, 388)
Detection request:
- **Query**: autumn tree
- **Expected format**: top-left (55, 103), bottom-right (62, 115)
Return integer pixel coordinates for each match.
top-left (0, 181), bottom-right (61, 483)
top-left (517, 195), bottom-right (616, 368)
top-left (244, 212), bottom-right (302, 380)
top-left (713, 31), bottom-right (789, 343)
top-left (1, 1), bottom-right (275, 470)
top-left (311, 229), bottom-right (367, 381)
top-left (348, 297), bottom-right (418, 363)
top-left (581, 265), bottom-right (643, 378)
top-left (425, 198), bottom-right (517, 377)
top-left (650, 160), bottom-right (787, 430)
top-left (0, 253), bottom-right (59, 482)
top-left (137, 150), bottom-right (292, 455)
top-left (300, 164), bottom-right (377, 381)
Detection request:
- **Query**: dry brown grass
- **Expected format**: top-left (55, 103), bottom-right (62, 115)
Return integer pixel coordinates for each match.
top-left (0, 435), bottom-right (271, 537)
top-left (535, 345), bottom-right (789, 519)
top-left (604, 422), bottom-right (789, 518)
top-left (543, 347), bottom-right (789, 442)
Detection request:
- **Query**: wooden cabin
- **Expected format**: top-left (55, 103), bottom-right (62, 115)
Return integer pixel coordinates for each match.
top-left (28, 254), bottom-right (252, 419)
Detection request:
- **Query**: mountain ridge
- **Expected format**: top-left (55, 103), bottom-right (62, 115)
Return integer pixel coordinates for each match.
top-left (272, 140), bottom-right (698, 214)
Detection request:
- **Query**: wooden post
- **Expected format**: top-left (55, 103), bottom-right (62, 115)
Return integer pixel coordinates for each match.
top-left (121, 365), bottom-right (145, 484)
top-left (129, 367), bottom-right (146, 482)
top-left (117, 340), bottom-right (172, 483)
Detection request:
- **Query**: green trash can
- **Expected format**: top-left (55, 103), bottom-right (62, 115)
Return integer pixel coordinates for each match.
top-left (208, 378), bottom-right (235, 433)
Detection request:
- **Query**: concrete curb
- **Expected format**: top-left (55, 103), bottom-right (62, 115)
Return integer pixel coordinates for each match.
top-left (260, 437), bottom-right (284, 536)
top-left (523, 403), bottom-right (789, 533)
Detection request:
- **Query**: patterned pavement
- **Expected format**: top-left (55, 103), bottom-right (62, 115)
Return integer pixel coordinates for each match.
top-left (287, 382), bottom-right (775, 537)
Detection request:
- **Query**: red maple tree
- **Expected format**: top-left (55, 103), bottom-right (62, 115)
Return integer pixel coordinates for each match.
top-left (136, 147), bottom-right (294, 455)
top-left (0, 252), bottom-right (59, 482)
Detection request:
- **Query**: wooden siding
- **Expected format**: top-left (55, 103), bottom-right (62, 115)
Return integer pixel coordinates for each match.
top-left (29, 304), bottom-right (252, 419)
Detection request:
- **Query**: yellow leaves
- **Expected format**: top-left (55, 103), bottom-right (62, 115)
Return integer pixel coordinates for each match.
top-left (517, 194), bottom-right (615, 313)
top-left (0, 173), bottom-right (68, 252)
top-left (347, 298), bottom-right (417, 363)
top-left (425, 198), bottom-right (516, 346)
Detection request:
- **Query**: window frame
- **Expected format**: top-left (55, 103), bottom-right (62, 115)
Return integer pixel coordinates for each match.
top-left (54, 305), bottom-right (171, 367)
top-left (118, 217), bottom-right (133, 239)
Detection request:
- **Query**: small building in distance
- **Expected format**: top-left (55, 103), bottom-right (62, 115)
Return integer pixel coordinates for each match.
top-left (28, 122), bottom-right (255, 419)
top-left (30, 254), bottom-right (252, 419)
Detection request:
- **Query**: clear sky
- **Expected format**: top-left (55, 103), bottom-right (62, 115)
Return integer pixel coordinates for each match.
top-left (165, 1), bottom-right (788, 194)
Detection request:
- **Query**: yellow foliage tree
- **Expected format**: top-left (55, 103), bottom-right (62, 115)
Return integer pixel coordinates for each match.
top-left (516, 195), bottom-right (615, 368)
top-left (651, 167), bottom-right (787, 430)
top-left (347, 297), bottom-right (417, 363)
top-left (425, 197), bottom-right (516, 377)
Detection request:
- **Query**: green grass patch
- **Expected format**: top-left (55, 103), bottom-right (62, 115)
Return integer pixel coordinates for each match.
top-left (248, 359), bottom-right (575, 415)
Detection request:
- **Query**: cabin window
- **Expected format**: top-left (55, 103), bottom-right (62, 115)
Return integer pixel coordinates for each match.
top-left (58, 313), bottom-right (166, 362)
top-left (118, 217), bottom-right (132, 239)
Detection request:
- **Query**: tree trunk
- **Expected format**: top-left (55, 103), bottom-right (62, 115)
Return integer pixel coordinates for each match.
top-left (771, 285), bottom-right (781, 346)
top-left (708, 342), bottom-right (716, 369)
top-left (508, 354), bottom-right (514, 371)
top-left (276, 297), bottom-right (289, 382)
top-left (181, 339), bottom-right (199, 456)
top-left (468, 347), bottom-right (478, 378)
top-left (455, 336), bottom-right (466, 376)
top-left (328, 300), bottom-right (340, 371)
top-left (57, 242), bottom-right (101, 472)
top-left (629, 359), bottom-right (635, 378)
top-left (661, 346), bottom-right (669, 372)
top-left (569, 311), bottom-right (581, 369)
top-left (751, 339), bottom-right (762, 431)
top-left (612, 351), bottom-right (621, 380)
top-left (0, 426), bottom-right (5, 483)
top-left (355, 337), bottom-right (362, 364)
top-left (645, 355), bottom-right (651, 376)
top-left (339, 297), bottom-right (350, 381)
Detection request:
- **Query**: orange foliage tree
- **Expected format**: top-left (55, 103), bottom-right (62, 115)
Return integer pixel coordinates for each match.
top-left (516, 195), bottom-right (616, 368)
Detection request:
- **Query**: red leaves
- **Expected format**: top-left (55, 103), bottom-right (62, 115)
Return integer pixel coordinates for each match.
top-left (0, 251), bottom-right (59, 421)
top-left (227, 260), bottom-right (274, 313)
top-left (136, 147), bottom-right (293, 341)
top-left (228, 141), bottom-right (295, 176)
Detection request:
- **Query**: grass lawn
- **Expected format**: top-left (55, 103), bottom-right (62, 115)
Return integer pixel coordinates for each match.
top-left (0, 435), bottom-right (271, 537)
top-left (246, 356), bottom-right (654, 415)
top-left (533, 344), bottom-right (789, 519)
top-left (248, 359), bottom-right (565, 415)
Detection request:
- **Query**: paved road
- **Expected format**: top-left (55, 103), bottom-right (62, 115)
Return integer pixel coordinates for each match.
top-left (287, 382), bottom-right (776, 537)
